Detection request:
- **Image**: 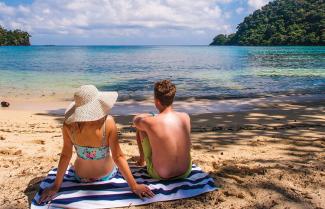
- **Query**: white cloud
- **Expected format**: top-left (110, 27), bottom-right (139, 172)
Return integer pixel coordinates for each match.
top-left (0, 0), bottom-right (230, 37)
top-left (235, 7), bottom-right (244, 14)
top-left (0, 0), bottom-right (271, 44)
top-left (0, 2), bottom-right (15, 15)
top-left (248, 0), bottom-right (269, 10)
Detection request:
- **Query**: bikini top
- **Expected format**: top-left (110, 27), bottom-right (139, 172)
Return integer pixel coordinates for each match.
top-left (71, 120), bottom-right (110, 160)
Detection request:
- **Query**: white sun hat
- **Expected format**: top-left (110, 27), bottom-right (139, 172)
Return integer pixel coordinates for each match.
top-left (64, 85), bottom-right (118, 124)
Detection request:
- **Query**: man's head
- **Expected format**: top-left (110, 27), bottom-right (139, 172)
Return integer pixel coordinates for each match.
top-left (154, 80), bottom-right (176, 110)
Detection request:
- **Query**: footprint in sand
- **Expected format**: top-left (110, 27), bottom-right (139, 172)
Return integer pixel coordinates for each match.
top-left (31, 139), bottom-right (45, 145)
top-left (13, 150), bottom-right (22, 155)
top-left (192, 144), bottom-right (203, 150)
top-left (0, 149), bottom-right (22, 155)
top-left (0, 149), bottom-right (11, 155)
top-left (212, 161), bottom-right (218, 169)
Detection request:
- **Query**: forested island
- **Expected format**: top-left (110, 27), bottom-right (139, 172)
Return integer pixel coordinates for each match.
top-left (0, 26), bottom-right (30, 46)
top-left (210, 0), bottom-right (325, 46)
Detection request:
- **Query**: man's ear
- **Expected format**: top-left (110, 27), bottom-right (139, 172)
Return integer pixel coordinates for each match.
top-left (157, 99), bottom-right (165, 108)
top-left (154, 98), bottom-right (159, 105)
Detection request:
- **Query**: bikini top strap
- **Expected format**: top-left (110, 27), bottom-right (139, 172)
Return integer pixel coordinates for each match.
top-left (102, 117), bottom-right (107, 146)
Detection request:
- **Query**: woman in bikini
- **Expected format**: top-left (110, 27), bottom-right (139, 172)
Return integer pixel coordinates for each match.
top-left (39, 85), bottom-right (154, 203)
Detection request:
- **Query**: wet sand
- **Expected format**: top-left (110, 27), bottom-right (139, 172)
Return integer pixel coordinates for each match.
top-left (0, 96), bottom-right (324, 209)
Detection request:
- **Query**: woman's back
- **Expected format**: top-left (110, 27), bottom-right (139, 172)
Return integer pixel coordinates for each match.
top-left (69, 119), bottom-right (105, 147)
top-left (66, 117), bottom-right (115, 179)
top-left (69, 118), bottom-right (109, 160)
top-left (39, 85), bottom-right (153, 204)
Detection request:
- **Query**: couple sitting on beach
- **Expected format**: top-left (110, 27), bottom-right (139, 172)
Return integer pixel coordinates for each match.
top-left (40, 80), bottom-right (192, 203)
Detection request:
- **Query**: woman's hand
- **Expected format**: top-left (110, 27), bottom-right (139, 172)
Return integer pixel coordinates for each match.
top-left (38, 185), bottom-right (59, 204)
top-left (132, 184), bottom-right (155, 199)
top-left (107, 117), bottom-right (154, 199)
top-left (37, 125), bottom-right (73, 204)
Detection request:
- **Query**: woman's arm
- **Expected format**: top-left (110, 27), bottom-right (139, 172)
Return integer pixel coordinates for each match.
top-left (39, 125), bottom-right (73, 203)
top-left (107, 116), bottom-right (154, 199)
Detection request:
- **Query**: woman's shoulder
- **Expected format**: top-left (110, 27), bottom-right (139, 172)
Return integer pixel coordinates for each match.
top-left (62, 123), bottom-right (74, 138)
top-left (63, 122), bottom-right (72, 130)
top-left (105, 115), bottom-right (117, 128)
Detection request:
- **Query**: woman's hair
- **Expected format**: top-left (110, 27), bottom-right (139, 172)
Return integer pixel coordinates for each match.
top-left (154, 80), bottom-right (176, 107)
top-left (65, 117), bottom-right (106, 130)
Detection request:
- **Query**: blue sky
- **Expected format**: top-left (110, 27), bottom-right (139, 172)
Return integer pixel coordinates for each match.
top-left (2, 0), bottom-right (33, 6)
top-left (0, 0), bottom-right (270, 45)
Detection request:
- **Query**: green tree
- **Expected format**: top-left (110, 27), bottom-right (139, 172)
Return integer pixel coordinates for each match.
top-left (211, 34), bottom-right (229, 45)
top-left (0, 26), bottom-right (31, 46)
top-left (210, 0), bottom-right (325, 46)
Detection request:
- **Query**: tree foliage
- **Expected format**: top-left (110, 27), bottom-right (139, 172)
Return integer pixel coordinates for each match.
top-left (0, 26), bottom-right (31, 46)
top-left (210, 0), bottom-right (325, 46)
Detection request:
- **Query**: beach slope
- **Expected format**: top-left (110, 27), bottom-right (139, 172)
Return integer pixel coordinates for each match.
top-left (0, 98), bottom-right (324, 209)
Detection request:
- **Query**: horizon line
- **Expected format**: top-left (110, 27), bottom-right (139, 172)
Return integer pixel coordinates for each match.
top-left (29, 44), bottom-right (210, 46)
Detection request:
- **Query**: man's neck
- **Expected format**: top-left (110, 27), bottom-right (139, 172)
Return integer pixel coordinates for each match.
top-left (159, 105), bottom-right (173, 113)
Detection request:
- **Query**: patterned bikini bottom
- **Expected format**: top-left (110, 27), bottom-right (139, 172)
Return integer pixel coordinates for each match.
top-left (74, 166), bottom-right (118, 183)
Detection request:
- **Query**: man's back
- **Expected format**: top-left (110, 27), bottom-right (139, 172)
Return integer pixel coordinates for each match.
top-left (134, 79), bottom-right (192, 179)
top-left (144, 111), bottom-right (191, 179)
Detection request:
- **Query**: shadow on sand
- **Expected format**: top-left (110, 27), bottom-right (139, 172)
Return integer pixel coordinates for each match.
top-left (30, 97), bottom-right (325, 208)
top-left (24, 176), bottom-right (45, 207)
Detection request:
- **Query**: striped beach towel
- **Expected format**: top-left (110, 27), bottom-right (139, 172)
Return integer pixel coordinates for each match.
top-left (31, 165), bottom-right (217, 209)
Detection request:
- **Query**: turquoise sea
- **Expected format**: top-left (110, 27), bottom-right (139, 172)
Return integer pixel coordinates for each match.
top-left (0, 46), bottom-right (324, 101)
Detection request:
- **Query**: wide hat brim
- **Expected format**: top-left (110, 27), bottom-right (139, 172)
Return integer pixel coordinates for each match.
top-left (64, 92), bottom-right (118, 124)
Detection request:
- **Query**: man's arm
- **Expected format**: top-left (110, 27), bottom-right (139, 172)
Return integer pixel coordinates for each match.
top-left (184, 113), bottom-right (191, 134)
top-left (133, 113), bottom-right (151, 131)
top-left (135, 130), bottom-right (145, 166)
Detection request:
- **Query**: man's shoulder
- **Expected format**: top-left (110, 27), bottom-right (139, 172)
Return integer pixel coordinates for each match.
top-left (139, 114), bottom-right (156, 125)
top-left (173, 111), bottom-right (190, 122)
top-left (175, 111), bottom-right (190, 118)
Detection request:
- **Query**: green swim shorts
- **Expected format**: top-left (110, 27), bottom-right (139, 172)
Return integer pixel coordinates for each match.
top-left (141, 137), bottom-right (192, 180)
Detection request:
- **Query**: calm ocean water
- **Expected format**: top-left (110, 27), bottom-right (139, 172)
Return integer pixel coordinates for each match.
top-left (0, 46), bottom-right (324, 101)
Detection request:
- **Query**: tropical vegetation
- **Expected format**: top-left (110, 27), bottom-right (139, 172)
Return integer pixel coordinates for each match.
top-left (0, 26), bottom-right (30, 46)
top-left (210, 0), bottom-right (325, 46)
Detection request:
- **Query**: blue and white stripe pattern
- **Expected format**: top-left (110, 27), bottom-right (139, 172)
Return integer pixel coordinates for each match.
top-left (31, 165), bottom-right (217, 209)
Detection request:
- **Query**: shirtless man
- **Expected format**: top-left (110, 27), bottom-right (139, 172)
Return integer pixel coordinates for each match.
top-left (133, 80), bottom-right (192, 179)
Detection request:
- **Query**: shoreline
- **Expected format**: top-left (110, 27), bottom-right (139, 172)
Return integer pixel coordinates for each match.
top-left (1, 93), bottom-right (325, 116)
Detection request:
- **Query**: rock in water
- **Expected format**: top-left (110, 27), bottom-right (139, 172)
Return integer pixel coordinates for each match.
top-left (1, 101), bottom-right (10, 107)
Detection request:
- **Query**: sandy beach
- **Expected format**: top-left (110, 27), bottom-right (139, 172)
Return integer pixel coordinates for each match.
top-left (0, 95), bottom-right (324, 209)
top-left (1, 0), bottom-right (324, 208)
